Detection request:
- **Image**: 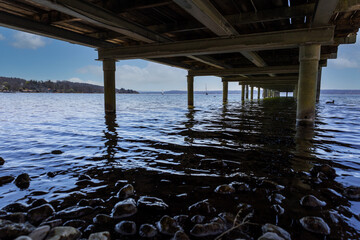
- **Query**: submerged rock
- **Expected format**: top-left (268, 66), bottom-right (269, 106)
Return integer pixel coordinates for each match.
top-left (115, 220), bottom-right (136, 235)
top-left (139, 224), bottom-right (157, 238)
top-left (111, 198), bottom-right (137, 219)
top-left (51, 150), bottom-right (63, 155)
top-left (29, 225), bottom-right (51, 240)
top-left (45, 226), bottom-right (81, 240)
top-left (56, 206), bottom-right (94, 219)
top-left (188, 200), bottom-right (216, 215)
top-left (15, 173), bottom-right (30, 189)
top-left (0, 176), bottom-right (14, 186)
top-left (300, 195), bottom-right (326, 207)
top-left (299, 216), bottom-right (330, 235)
top-left (172, 230), bottom-right (190, 240)
top-left (28, 204), bottom-right (55, 225)
top-left (190, 222), bottom-right (225, 237)
top-left (77, 174), bottom-right (91, 181)
top-left (0, 157), bottom-right (4, 165)
top-left (262, 224), bottom-right (291, 240)
top-left (117, 184), bottom-right (135, 199)
top-left (156, 215), bottom-right (182, 236)
top-left (3, 203), bottom-right (28, 213)
top-left (214, 184), bottom-right (235, 194)
top-left (88, 231), bottom-right (110, 240)
top-left (343, 186), bottom-right (360, 200)
top-left (137, 196), bottom-right (168, 210)
top-left (0, 219), bottom-right (35, 240)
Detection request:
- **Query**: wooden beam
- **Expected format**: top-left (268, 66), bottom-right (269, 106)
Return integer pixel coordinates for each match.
top-left (98, 27), bottom-right (335, 60)
top-left (189, 66), bottom-right (299, 77)
top-left (187, 56), bottom-right (231, 69)
top-left (0, 11), bottom-right (116, 48)
top-left (312, 0), bottom-right (339, 27)
top-left (223, 76), bottom-right (298, 82)
top-left (336, 0), bottom-right (360, 12)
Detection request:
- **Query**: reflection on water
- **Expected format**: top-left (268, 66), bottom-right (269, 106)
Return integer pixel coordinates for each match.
top-left (0, 93), bottom-right (359, 239)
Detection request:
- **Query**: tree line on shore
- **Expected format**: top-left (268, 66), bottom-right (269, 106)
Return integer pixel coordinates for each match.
top-left (0, 76), bottom-right (138, 94)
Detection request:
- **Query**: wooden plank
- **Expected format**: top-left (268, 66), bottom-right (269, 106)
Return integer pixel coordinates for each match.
top-left (0, 11), bottom-right (116, 48)
top-left (98, 27), bottom-right (335, 60)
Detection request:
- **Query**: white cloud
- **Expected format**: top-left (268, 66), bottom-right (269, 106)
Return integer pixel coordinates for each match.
top-left (0, 34), bottom-right (4, 40)
top-left (330, 57), bottom-right (358, 69)
top-left (12, 32), bottom-right (46, 49)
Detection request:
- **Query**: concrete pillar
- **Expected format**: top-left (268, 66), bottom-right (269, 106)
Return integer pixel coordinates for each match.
top-left (250, 86), bottom-right (254, 100)
top-left (245, 85), bottom-right (249, 99)
top-left (286, 92), bottom-right (288, 97)
top-left (263, 88), bottom-right (267, 98)
top-left (187, 75), bottom-right (194, 108)
top-left (241, 84), bottom-right (245, 101)
top-left (316, 67), bottom-right (322, 103)
top-left (294, 84), bottom-right (298, 100)
top-left (258, 87), bottom-right (261, 99)
top-left (297, 44), bottom-right (321, 124)
top-left (103, 59), bottom-right (116, 113)
top-left (222, 80), bottom-right (228, 104)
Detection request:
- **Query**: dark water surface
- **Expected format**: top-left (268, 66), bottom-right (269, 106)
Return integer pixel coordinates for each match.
top-left (0, 93), bottom-right (360, 239)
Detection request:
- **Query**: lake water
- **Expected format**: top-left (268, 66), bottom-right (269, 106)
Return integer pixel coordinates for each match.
top-left (0, 93), bottom-right (359, 239)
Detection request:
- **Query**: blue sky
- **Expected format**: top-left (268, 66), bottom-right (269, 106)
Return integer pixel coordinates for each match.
top-left (0, 26), bottom-right (359, 91)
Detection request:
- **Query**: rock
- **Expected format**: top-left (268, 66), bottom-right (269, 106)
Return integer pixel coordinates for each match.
top-left (188, 200), bottom-right (216, 215)
top-left (191, 215), bottom-right (205, 224)
top-left (0, 157), bottom-right (4, 165)
top-left (0, 219), bottom-right (35, 240)
top-left (139, 224), bottom-right (157, 238)
top-left (0, 176), bottom-right (14, 186)
top-left (174, 215), bottom-right (188, 228)
top-left (343, 186), bottom-right (360, 200)
top-left (3, 202), bottom-right (28, 212)
top-left (172, 230), bottom-right (190, 240)
top-left (56, 206), bottom-right (94, 219)
top-left (156, 215), bottom-right (182, 236)
top-left (47, 172), bottom-right (56, 178)
top-left (28, 204), bottom-right (55, 225)
top-left (230, 181), bottom-right (251, 192)
top-left (30, 199), bottom-right (49, 208)
top-left (218, 212), bottom-right (235, 227)
top-left (29, 225), bottom-right (51, 240)
top-left (45, 226), bottom-right (81, 240)
top-left (325, 210), bottom-right (342, 224)
top-left (117, 184), bottom-right (135, 199)
top-left (83, 224), bottom-right (96, 236)
top-left (111, 198), bottom-right (137, 219)
top-left (40, 219), bottom-right (62, 228)
top-left (214, 184), bottom-right (235, 194)
top-left (78, 174), bottom-right (91, 181)
top-left (262, 224), bottom-right (291, 240)
top-left (268, 193), bottom-right (285, 204)
top-left (236, 203), bottom-right (254, 221)
top-left (300, 195), bottom-right (326, 208)
top-left (51, 150), bottom-right (63, 155)
top-left (63, 219), bottom-right (86, 229)
top-left (261, 180), bottom-right (285, 191)
top-left (137, 196), bottom-right (168, 210)
top-left (88, 231), bottom-right (110, 240)
top-left (114, 221), bottom-right (136, 235)
top-left (93, 214), bottom-right (113, 225)
top-left (176, 193), bottom-right (187, 199)
top-left (299, 216), bottom-right (330, 235)
top-left (78, 198), bottom-right (105, 207)
top-left (310, 164), bottom-right (336, 180)
top-left (15, 173), bottom-right (30, 189)
top-left (15, 236), bottom-right (32, 240)
top-left (271, 205), bottom-right (284, 215)
top-left (190, 222), bottom-right (225, 237)
top-left (3, 212), bottom-right (27, 223)
top-left (258, 232), bottom-right (285, 240)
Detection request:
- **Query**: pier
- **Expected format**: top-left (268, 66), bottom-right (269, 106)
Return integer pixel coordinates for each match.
top-left (1, 0), bottom-right (360, 124)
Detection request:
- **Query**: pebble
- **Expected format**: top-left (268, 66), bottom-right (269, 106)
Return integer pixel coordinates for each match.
top-left (343, 186), bottom-right (360, 200)
top-left (0, 157), bottom-right (4, 165)
top-left (111, 198), bottom-right (137, 219)
top-left (0, 176), bottom-right (14, 186)
top-left (0, 219), bottom-right (35, 239)
top-left (174, 215), bottom-right (188, 227)
top-left (325, 210), bottom-right (342, 224)
top-left (137, 196), bottom-right (168, 210)
top-left (15, 236), bottom-right (32, 240)
top-left (268, 193), bottom-right (285, 204)
top-left (78, 198), bottom-right (105, 207)
top-left (40, 219), bottom-right (62, 228)
top-left (156, 215), bottom-right (182, 236)
top-left (15, 173), bottom-right (31, 189)
top-left (88, 231), bottom-right (110, 240)
top-left (30, 199), bottom-right (49, 208)
top-left (28, 204), bottom-right (55, 225)
top-left (117, 184), bottom-right (135, 199)
top-left (258, 232), bottom-right (285, 240)
top-left (300, 195), bottom-right (326, 207)
top-left (45, 226), bottom-right (81, 240)
top-left (3, 202), bottom-right (28, 213)
top-left (230, 181), bottom-right (251, 192)
top-left (214, 184), bottom-right (235, 194)
top-left (191, 215), bottom-right (205, 224)
top-left (63, 219), bottom-right (86, 229)
top-left (93, 214), bottom-right (113, 225)
top-left (56, 206), bottom-right (94, 219)
top-left (139, 224), bottom-right (158, 238)
top-left (188, 200), bottom-right (216, 215)
top-left (190, 222), bottom-right (225, 237)
top-left (299, 216), bottom-right (330, 235)
top-left (114, 220), bottom-right (136, 235)
top-left (2, 212), bottom-right (27, 223)
top-left (271, 204), bottom-right (284, 215)
top-left (172, 230), bottom-right (190, 240)
top-left (262, 224), bottom-right (291, 240)
top-left (310, 164), bottom-right (336, 180)
top-left (29, 225), bottom-right (51, 240)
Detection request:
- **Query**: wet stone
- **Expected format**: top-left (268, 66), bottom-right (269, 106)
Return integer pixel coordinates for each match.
top-left (137, 196), bottom-right (168, 210)
top-left (325, 210), bottom-right (342, 224)
top-left (190, 222), bottom-right (225, 237)
top-left (117, 184), bottom-right (135, 199)
top-left (310, 164), bottom-right (336, 180)
top-left (0, 219), bottom-right (35, 240)
top-left (15, 173), bottom-right (31, 189)
top-left (15, 236), bottom-right (32, 240)
top-left (218, 212), bottom-right (235, 226)
top-left (77, 174), bottom-right (91, 181)
top-left (0, 176), bottom-right (14, 186)
top-left (268, 193), bottom-right (285, 204)
top-left (93, 214), bottom-right (113, 225)
top-left (300, 195), bottom-right (326, 208)
top-left (88, 231), bottom-right (110, 240)
top-left (40, 219), bottom-right (62, 228)
top-left (271, 204), bottom-right (284, 215)
top-left (111, 198), bottom-right (137, 219)
top-left (30, 199), bottom-right (49, 208)
top-left (174, 215), bottom-right (188, 228)
top-left (29, 225), bottom-right (51, 240)
top-left (299, 216), bottom-right (330, 235)
top-left (172, 230), bottom-right (190, 240)
top-left (28, 204), bottom-right (55, 225)
top-left (214, 184), bottom-right (235, 194)
top-left (63, 219), bottom-right (86, 229)
top-left (2, 212), bottom-right (27, 223)
top-left (115, 220), bottom-right (136, 235)
top-left (3, 202), bottom-right (28, 213)
top-left (262, 224), bottom-right (291, 240)
top-left (83, 224), bottom-right (96, 236)
top-left (139, 224), bottom-right (158, 238)
top-left (78, 198), bottom-right (105, 207)
top-left (262, 180), bottom-right (285, 191)
top-left (56, 206), bottom-right (94, 219)
top-left (0, 157), bottom-right (4, 165)
top-left (188, 200), bottom-right (216, 215)
top-left (156, 215), bottom-right (182, 236)
top-left (343, 186), bottom-right (360, 200)
top-left (191, 215), bottom-right (205, 224)
top-left (51, 150), bottom-right (63, 155)
top-left (45, 226), bottom-right (81, 240)
top-left (230, 181), bottom-right (251, 192)
top-left (258, 232), bottom-right (285, 240)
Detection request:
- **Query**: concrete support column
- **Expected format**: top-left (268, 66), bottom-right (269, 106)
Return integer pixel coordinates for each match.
top-left (245, 85), bottom-right (249, 99)
top-left (294, 84), bottom-right (298, 100)
top-left (103, 59), bottom-right (116, 113)
top-left (187, 75), bottom-right (194, 108)
top-left (297, 44), bottom-right (321, 124)
top-left (222, 80), bottom-right (228, 104)
top-left (316, 67), bottom-right (322, 103)
top-left (263, 88), bottom-right (267, 98)
top-left (258, 87), bottom-right (261, 99)
top-left (250, 86), bottom-right (254, 100)
top-left (241, 84), bottom-right (245, 101)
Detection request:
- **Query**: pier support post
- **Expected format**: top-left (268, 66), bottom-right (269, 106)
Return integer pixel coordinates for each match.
top-left (187, 75), bottom-right (194, 108)
top-left (297, 44), bottom-right (321, 124)
top-left (316, 67), bottom-right (322, 103)
top-left (250, 87), bottom-right (254, 100)
top-left (258, 87), bottom-right (261, 99)
top-left (294, 84), bottom-right (298, 100)
top-left (241, 84), bottom-right (245, 101)
top-left (245, 85), bottom-right (249, 99)
top-left (103, 59), bottom-right (116, 114)
top-left (222, 80), bottom-right (228, 104)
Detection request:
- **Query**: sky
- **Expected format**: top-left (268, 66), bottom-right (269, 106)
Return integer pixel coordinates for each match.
top-left (0, 26), bottom-right (360, 91)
